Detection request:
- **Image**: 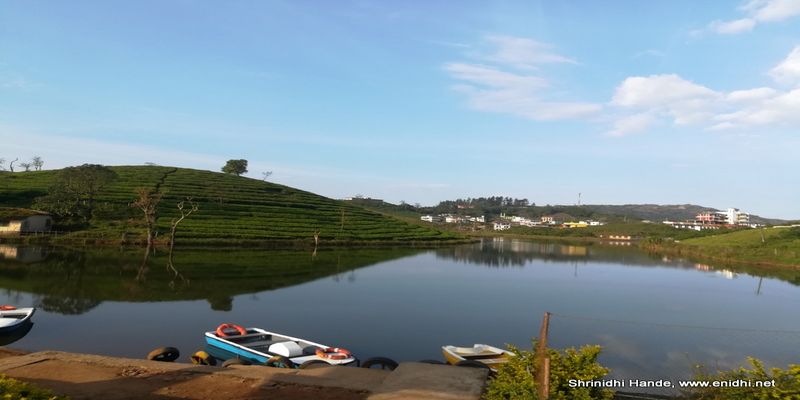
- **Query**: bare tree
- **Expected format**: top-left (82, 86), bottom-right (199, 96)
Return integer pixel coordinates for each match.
top-left (19, 162), bottom-right (32, 172)
top-left (8, 158), bottom-right (18, 172)
top-left (312, 229), bottom-right (321, 258)
top-left (261, 171), bottom-right (272, 181)
top-left (0, 158), bottom-right (5, 171)
top-left (31, 156), bottom-right (44, 171)
top-left (130, 188), bottom-right (163, 248)
top-left (169, 197), bottom-right (198, 252)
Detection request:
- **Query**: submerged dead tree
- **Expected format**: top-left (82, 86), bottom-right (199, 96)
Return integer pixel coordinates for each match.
top-left (166, 198), bottom-right (197, 289)
top-left (169, 197), bottom-right (198, 252)
top-left (130, 187), bottom-right (163, 248)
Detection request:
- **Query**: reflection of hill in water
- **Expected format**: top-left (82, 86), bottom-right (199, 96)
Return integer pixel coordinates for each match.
top-left (0, 247), bottom-right (423, 315)
top-left (436, 238), bottom-right (800, 286)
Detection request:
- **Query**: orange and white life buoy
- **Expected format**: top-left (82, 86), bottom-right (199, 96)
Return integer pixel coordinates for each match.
top-left (0, 305), bottom-right (16, 311)
top-left (215, 323), bottom-right (247, 337)
top-left (315, 347), bottom-right (352, 360)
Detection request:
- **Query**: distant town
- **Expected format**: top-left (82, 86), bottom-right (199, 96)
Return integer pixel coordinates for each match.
top-left (417, 207), bottom-right (762, 232)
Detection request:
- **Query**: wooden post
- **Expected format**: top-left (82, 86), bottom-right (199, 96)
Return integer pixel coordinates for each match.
top-left (536, 312), bottom-right (551, 399)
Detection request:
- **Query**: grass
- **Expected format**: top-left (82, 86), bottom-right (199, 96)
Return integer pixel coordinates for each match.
top-left (675, 227), bottom-right (800, 267)
top-left (0, 166), bottom-right (462, 246)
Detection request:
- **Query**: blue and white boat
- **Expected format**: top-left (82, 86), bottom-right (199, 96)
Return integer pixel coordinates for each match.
top-left (0, 307), bottom-right (35, 333)
top-left (204, 324), bottom-right (357, 367)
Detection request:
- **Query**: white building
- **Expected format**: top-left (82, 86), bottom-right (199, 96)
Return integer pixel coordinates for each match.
top-left (468, 216), bottom-right (485, 223)
top-left (0, 214), bottom-right (53, 235)
top-left (420, 215), bottom-right (442, 223)
top-left (716, 208), bottom-right (750, 225)
top-left (493, 222), bottom-right (511, 231)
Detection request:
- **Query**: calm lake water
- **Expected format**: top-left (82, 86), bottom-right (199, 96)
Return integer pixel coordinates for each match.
top-left (1, 239), bottom-right (799, 391)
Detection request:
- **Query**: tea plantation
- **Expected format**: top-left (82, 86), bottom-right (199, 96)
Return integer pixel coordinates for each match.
top-left (0, 166), bottom-right (460, 245)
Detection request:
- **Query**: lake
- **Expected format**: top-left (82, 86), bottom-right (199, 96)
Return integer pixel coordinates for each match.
top-left (1, 239), bottom-right (798, 393)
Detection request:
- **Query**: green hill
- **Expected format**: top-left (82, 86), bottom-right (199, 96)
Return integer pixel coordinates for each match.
top-left (678, 227), bottom-right (800, 267)
top-left (0, 166), bottom-right (461, 245)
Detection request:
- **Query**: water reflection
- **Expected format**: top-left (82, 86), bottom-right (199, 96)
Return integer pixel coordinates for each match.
top-left (0, 244), bottom-right (48, 263)
top-left (435, 238), bottom-right (800, 286)
top-left (0, 245), bottom-right (424, 314)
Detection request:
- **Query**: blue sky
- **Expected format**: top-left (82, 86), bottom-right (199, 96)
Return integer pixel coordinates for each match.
top-left (1, 1), bottom-right (799, 218)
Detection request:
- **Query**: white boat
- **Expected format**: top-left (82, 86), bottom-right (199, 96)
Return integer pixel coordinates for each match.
top-left (0, 307), bottom-right (35, 333)
top-left (442, 344), bottom-right (514, 371)
top-left (204, 324), bottom-right (357, 367)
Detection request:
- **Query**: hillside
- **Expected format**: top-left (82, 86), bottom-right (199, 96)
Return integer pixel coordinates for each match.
top-left (0, 166), bottom-right (460, 245)
top-left (581, 204), bottom-right (786, 225)
top-left (678, 227), bottom-right (800, 267)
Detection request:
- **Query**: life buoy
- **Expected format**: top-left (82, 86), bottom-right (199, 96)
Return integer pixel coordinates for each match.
top-left (315, 347), bottom-right (352, 360)
top-left (0, 305), bottom-right (16, 311)
top-left (215, 323), bottom-right (246, 337)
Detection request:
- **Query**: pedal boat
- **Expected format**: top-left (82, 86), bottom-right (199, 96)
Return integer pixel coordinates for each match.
top-left (205, 324), bottom-right (357, 366)
top-left (0, 307), bottom-right (35, 333)
top-left (442, 344), bottom-right (513, 371)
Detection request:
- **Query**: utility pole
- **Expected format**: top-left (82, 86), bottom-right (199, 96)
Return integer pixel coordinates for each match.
top-left (578, 192), bottom-right (581, 206)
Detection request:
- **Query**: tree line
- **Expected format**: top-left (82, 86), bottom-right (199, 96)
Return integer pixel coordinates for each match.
top-left (0, 156), bottom-right (44, 172)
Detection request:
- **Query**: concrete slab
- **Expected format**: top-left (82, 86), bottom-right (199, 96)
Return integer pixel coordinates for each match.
top-left (368, 362), bottom-right (487, 400)
top-left (0, 351), bottom-right (486, 400)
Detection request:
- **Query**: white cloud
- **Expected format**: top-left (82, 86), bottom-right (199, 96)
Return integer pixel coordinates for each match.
top-left (708, 0), bottom-right (800, 34)
top-left (608, 113), bottom-right (657, 137)
top-left (726, 87), bottom-right (778, 102)
top-left (709, 18), bottom-right (756, 34)
top-left (445, 36), bottom-right (601, 121)
top-left (769, 46), bottom-right (800, 85)
top-left (612, 74), bottom-right (719, 108)
top-left (482, 35), bottom-right (577, 69)
top-left (446, 62), bottom-right (600, 120)
top-left (743, 0), bottom-right (800, 22)
top-left (608, 46), bottom-right (800, 135)
top-left (444, 63), bottom-right (547, 90)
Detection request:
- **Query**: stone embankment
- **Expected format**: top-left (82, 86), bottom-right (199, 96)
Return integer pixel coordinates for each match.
top-left (0, 349), bottom-right (487, 400)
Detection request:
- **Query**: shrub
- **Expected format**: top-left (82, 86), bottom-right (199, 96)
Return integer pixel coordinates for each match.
top-left (0, 374), bottom-right (69, 399)
top-left (683, 358), bottom-right (800, 400)
top-left (484, 340), bottom-right (614, 400)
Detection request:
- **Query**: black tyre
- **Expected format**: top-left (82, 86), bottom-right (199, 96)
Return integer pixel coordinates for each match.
top-left (455, 360), bottom-right (490, 370)
top-left (266, 355), bottom-right (296, 369)
top-left (147, 346), bottom-right (180, 362)
top-left (222, 358), bottom-right (250, 368)
top-left (299, 359), bottom-right (331, 369)
top-left (360, 357), bottom-right (399, 371)
top-left (418, 359), bottom-right (445, 365)
top-left (190, 350), bottom-right (217, 366)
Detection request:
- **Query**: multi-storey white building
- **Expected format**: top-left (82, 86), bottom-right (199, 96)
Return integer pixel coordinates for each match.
top-left (716, 208), bottom-right (750, 225)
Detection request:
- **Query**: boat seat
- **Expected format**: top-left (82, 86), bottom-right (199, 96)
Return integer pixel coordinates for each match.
top-left (268, 341), bottom-right (304, 358)
top-left (241, 339), bottom-right (282, 351)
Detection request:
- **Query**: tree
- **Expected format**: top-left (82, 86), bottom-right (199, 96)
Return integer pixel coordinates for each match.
top-left (8, 158), bottom-right (18, 172)
top-left (221, 159), bottom-right (248, 176)
top-left (169, 197), bottom-right (198, 252)
top-left (19, 162), bottom-right (32, 172)
top-left (130, 187), bottom-right (163, 248)
top-left (31, 156), bottom-right (44, 171)
top-left (34, 164), bottom-right (117, 223)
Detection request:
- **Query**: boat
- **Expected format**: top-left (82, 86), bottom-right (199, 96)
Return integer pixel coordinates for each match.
top-left (0, 306), bottom-right (36, 333)
top-left (442, 344), bottom-right (513, 371)
top-left (204, 323), bottom-right (357, 367)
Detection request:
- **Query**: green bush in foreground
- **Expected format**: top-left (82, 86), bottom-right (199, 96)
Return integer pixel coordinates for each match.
top-left (0, 374), bottom-right (69, 400)
top-left (484, 341), bottom-right (613, 400)
top-left (684, 358), bottom-right (800, 400)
